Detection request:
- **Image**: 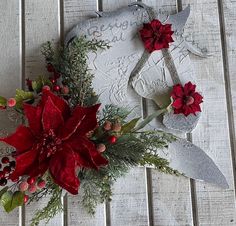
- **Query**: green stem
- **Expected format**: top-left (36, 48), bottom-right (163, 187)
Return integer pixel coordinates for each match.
top-left (133, 108), bottom-right (167, 132)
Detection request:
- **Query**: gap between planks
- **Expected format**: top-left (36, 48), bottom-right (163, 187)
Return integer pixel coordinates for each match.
top-left (60, 0), bottom-right (68, 225)
top-left (17, 0), bottom-right (65, 225)
top-left (20, 0), bottom-right (26, 225)
top-left (187, 134), bottom-right (199, 226)
top-left (217, 0), bottom-right (236, 197)
top-left (176, 0), bottom-right (199, 225)
top-left (136, 0), bottom-right (198, 226)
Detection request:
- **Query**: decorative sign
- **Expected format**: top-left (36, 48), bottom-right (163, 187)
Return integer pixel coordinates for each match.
top-left (66, 3), bottom-right (228, 188)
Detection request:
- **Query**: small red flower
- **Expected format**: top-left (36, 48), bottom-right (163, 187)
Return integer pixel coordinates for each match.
top-left (139, 19), bottom-right (174, 53)
top-left (171, 82), bottom-right (203, 116)
top-left (0, 90), bottom-right (108, 195)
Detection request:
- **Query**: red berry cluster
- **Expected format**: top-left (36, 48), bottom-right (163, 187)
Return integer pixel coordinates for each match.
top-left (0, 157), bottom-right (16, 186)
top-left (101, 120), bottom-right (122, 145)
top-left (19, 176), bottom-right (46, 204)
top-left (47, 63), bottom-right (61, 92)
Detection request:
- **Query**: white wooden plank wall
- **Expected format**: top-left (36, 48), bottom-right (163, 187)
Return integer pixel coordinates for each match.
top-left (0, 1), bottom-right (22, 226)
top-left (0, 0), bottom-right (235, 226)
top-left (182, 0), bottom-right (236, 225)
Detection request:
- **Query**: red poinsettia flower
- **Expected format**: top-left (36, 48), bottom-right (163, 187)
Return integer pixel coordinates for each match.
top-left (171, 82), bottom-right (203, 116)
top-left (0, 90), bottom-right (108, 195)
top-left (139, 19), bottom-right (174, 53)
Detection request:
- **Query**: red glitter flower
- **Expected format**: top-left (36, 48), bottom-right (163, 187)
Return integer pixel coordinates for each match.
top-left (171, 82), bottom-right (203, 116)
top-left (139, 19), bottom-right (174, 53)
top-left (0, 90), bottom-right (108, 195)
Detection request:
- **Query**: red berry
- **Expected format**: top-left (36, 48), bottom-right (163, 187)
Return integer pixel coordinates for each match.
top-left (62, 86), bottom-right (69, 94)
top-left (28, 184), bottom-right (37, 193)
top-left (37, 180), bottom-right (46, 189)
top-left (0, 171), bottom-right (5, 178)
top-left (27, 177), bottom-right (36, 185)
top-left (108, 135), bottom-right (117, 144)
top-left (3, 166), bottom-right (11, 174)
top-left (53, 85), bottom-right (60, 92)
top-left (49, 77), bottom-right (56, 84)
top-left (47, 63), bottom-right (55, 72)
top-left (19, 181), bottom-right (29, 191)
top-left (24, 195), bottom-right (29, 204)
top-left (2, 157), bottom-right (9, 164)
top-left (0, 178), bottom-right (7, 186)
top-left (7, 98), bottom-right (16, 107)
top-left (97, 144), bottom-right (106, 153)
top-left (42, 85), bottom-right (51, 91)
top-left (104, 121), bottom-right (112, 131)
top-left (0, 163), bottom-right (2, 169)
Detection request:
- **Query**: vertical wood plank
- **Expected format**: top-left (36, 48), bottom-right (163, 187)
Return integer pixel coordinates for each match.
top-left (64, 0), bottom-right (98, 34)
top-left (181, 0), bottom-right (236, 225)
top-left (141, 1), bottom-right (194, 225)
top-left (102, 0), bottom-right (133, 10)
top-left (221, 0), bottom-right (236, 194)
top-left (109, 168), bottom-right (148, 226)
top-left (63, 1), bottom-right (106, 225)
top-left (24, 1), bottom-right (63, 225)
top-left (0, 1), bottom-right (22, 225)
top-left (102, 1), bottom-right (149, 226)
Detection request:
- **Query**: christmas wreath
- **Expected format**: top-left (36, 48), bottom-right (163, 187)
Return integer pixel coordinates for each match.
top-left (0, 22), bottom-right (184, 225)
top-left (0, 3), bottom-right (226, 226)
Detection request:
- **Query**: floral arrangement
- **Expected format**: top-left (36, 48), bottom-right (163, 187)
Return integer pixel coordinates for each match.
top-left (0, 18), bottom-right (203, 226)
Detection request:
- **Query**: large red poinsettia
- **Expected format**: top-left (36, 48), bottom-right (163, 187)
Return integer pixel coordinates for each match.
top-left (139, 19), bottom-right (174, 53)
top-left (0, 90), bottom-right (108, 195)
top-left (171, 82), bottom-right (203, 116)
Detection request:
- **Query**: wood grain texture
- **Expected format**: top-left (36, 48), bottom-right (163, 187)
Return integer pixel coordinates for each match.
top-left (0, 1), bottom-right (21, 225)
top-left (223, 0), bottom-right (236, 129)
top-left (109, 168), bottom-right (148, 226)
top-left (142, 1), bottom-right (194, 225)
top-left (24, 1), bottom-right (63, 225)
top-left (102, 0), bottom-right (133, 11)
top-left (64, 0), bottom-right (98, 34)
top-left (182, 0), bottom-right (236, 225)
top-left (63, 1), bottom-right (105, 225)
top-left (67, 194), bottom-right (105, 226)
top-left (0, 0), bottom-right (235, 226)
top-left (222, 0), bottom-right (236, 192)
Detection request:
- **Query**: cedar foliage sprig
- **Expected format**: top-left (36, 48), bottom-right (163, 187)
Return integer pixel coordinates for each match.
top-left (41, 37), bottom-right (109, 107)
top-left (30, 185), bottom-right (63, 226)
top-left (40, 38), bottom-right (177, 219)
top-left (79, 105), bottom-right (178, 214)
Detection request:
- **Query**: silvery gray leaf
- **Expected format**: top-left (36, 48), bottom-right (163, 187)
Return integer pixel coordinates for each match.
top-left (184, 39), bottom-right (212, 57)
top-left (165, 139), bottom-right (229, 188)
top-left (166, 5), bottom-right (190, 34)
top-left (163, 111), bottom-right (201, 133)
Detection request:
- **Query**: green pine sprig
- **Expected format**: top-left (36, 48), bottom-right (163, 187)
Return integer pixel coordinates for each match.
top-left (30, 185), bottom-right (63, 226)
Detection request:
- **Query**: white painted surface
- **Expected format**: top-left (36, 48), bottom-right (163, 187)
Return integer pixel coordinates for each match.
top-left (0, 0), bottom-right (235, 225)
